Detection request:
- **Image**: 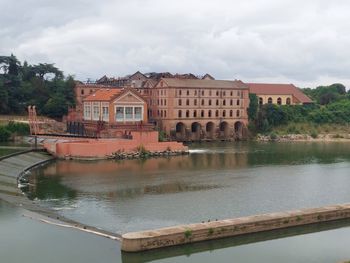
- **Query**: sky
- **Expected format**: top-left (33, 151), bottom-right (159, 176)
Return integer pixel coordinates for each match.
top-left (1, 0), bottom-right (350, 88)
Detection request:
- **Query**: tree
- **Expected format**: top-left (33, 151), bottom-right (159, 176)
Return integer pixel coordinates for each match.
top-left (248, 93), bottom-right (258, 121)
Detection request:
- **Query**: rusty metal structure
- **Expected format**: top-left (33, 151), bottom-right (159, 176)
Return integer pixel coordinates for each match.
top-left (28, 105), bottom-right (40, 135)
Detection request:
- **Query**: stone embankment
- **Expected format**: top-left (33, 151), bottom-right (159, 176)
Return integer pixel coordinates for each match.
top-left (257, 133), bottom-right (350, 142)
top-left (111, 150), bottom-right (189, 160)
top-left (121, 203), bottom-right (350, 252)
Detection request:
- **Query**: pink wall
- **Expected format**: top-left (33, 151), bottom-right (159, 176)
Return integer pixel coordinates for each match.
top-left (45, 131), bottom-right (187, 159)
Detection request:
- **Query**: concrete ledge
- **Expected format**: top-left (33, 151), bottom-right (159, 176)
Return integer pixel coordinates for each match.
top-left (121, 203), bottom-right (350, 252)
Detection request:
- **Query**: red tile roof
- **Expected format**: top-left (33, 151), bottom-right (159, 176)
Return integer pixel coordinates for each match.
top-left (84, 88), bottom-right (121, 101)
top-left (161, 78), bottom-right (249, 89)
top-left (247, 83), bottom-right (313, 104)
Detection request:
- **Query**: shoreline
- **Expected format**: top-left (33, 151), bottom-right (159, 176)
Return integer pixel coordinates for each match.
top-left (256, 133), bottom-right (350, 142)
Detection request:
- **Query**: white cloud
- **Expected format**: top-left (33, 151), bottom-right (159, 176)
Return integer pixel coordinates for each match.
top-left (1, 0), bottom-right (350, 88)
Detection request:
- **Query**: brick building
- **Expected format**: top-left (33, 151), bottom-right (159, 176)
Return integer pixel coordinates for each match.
top-left (247, 83), bottom-right (312, 105)
top-left (140, 78), bottom-right (250, 141)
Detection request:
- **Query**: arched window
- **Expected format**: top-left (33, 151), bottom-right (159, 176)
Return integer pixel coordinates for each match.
top-left (215, 110), bottom-right (219, 117)
top-left (223, 110), bottom-right (226, 117)
top-left (230, 91), bottom-right (233, 96)
top-left (216, 99), bottom-right (219, 106)
top-left (230, 110), bottom-right (233, 117)
top-left (178, 110), bottom-right (182, 118)
top-left (237, 100), bottom-right (240, 106)
top-left (223, 100), bottom-right (226, 106)
top-left (179, 90), bottom-right (182, 96)
top-left (193, 110), bottom-right (197, 118)
top-left (208, 110), bottom-right (212, 117)
top-left (178, 99), bottom-right (182, 106)
top-left (216, 91), bottom-right (219, 96)
top-left (209, 99), bottom-right (212, 106)
top-left (186, 99), bottom-right (190, 106)
top-left (286, 98), bottom-right (291, 105)
top-left (81, 89), bottom-right (84, 95)
top-left (268, 97), bottom-right (273, 104)
top-left (230, 99), bottom-right (233, 106)
top-left (187, 90), bottom-right (190, 96)
top-left (277, 97), bottom-right (282, 105)
top-left (236, 110), bottom-right (240, 117)
top-left (186, 110), bottom-right (190, 118)
top-left (161, 110), bottom-right (163, 117)
top-left (194, 99), bottom-right (197, 106)
top-left (201, 99), bottom-right (205, 106)
top-left (201, 110), bottom-right (205, 118)
top-left (259, 97), bottom-right (263, 105)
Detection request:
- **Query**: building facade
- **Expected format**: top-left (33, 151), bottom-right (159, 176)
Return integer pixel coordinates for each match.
top-left (141, 78), bottom-right (250, 141)
top-left (247, 83), bottom-right (313, 105)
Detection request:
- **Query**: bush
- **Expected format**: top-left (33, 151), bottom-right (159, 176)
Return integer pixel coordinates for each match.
top-left (269, 132), bottom-right (278, 140)
top-left (6, 121), bottom-right (30, 135)
top-left (310, 130), bottom-right (318, 139)
top-left (0, 126), bottom-right (11, 142)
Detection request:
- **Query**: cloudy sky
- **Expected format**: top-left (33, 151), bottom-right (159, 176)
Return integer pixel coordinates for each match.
top-left (1, 0), bottom-right (350, 88)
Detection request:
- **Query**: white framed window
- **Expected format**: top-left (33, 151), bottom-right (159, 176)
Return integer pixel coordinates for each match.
top-left (125, 107), bottom-right (133, 120)
top-left (134, 107), bottom-right (142, 120)
top-left (92, 102), bottom-right (100, 120)
top-left (116, 107), bottom-right (124, 121)
top-left (102, 103), bottom-right (109, 121)
top-left (83, 103), bottom-right (91, 120)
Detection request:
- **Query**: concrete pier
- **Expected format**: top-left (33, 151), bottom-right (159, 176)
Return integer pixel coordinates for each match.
top-left (121, 203), bottom-right (350, 252)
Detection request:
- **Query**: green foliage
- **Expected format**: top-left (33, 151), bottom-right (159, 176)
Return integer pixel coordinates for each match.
top-left (310, 130), bottom-right (318, 139)
top-left (248, 93), bottom-right (258, 121)
top-left (184, 229), bottom-right (193, 239)
top-left (158, 130), bottom-right (167, 142)
top-left (0, 54), bottom-right (75, 118)
top-left (0, 126), bottom-right (11, 141)
top-left (269, 132), bottom-right (278, 140)
top-left (302, 83), bottom-right (346, 105)
top-left (6, 121), bottom-right (30, 135)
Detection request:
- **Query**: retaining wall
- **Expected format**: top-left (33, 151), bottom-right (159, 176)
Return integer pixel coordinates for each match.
top-left (121, 203), bottom-right (350, 252)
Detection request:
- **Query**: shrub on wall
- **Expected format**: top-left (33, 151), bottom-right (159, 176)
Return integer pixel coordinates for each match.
top-left (0, 126), bottom-right (11, 142)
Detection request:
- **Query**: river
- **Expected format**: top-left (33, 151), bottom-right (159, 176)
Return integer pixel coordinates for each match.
top-left (2, 141), bottom-right (350, 262)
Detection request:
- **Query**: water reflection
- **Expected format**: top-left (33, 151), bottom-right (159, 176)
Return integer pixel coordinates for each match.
top-left (26, 141), bottom-right (350, 234)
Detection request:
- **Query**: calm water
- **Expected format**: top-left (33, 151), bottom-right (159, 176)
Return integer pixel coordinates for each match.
top-left (2, 199), bottom-right (350, 263)
top-left (3, 141), bottom-right (350, 262)
top-left (25, 141), bottom-right (350, 234)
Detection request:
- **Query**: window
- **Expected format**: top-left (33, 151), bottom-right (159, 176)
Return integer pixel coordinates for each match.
top-left (201, 90), bottom-right (204, 96)
top-left (230, 99), bottom-right (233, 106)
top-left (178, 99), bottom-right (182, 106)
top-left (223, 110), bottom-right (226, 117)
top-left (178, 110), bottom-right (182, 118)
top-left (223, 91), bottom-right (226, 96)
top-left (223, 100), bottom-right (226, 106)
top-left (286, 98), bottom-right (291, 105)
top-left (216, 91), bottom-right (219, 96)
top-left (236, 110), bottom-right (240, 117)
top-left (259, 97), bottom-right (263, 105)
top-left (193, 110), bottom-right (197, 118)
top-left (125, 107), bottom-right (133, 120)
top-left (209, 99), bottom-right (212, 106)
top-left (194, 99), bottom-right (197, 106)
top-left (164, 99), bottom-right (167, 106)
top-left (268, 97), bottom-right (273, 104)
top-left (237, 100), bottom-right (240, 106)
top-left (160, 110), bottom-right (163, 117)
top-left (216, 110), bottom-right (219, 117)
top-left (187, 90), bottom-right (190, 96)
top-left (134, 107), bottom-right (142, 120)
top-left (186, 110), bottom-right (190, 118)
top-left (179, 90), bottom-right (182, 96)
top-left (201, 99), bottom-right (205, 106)
top-left (164, 110), bottom-right (167, 117)
top-left (277, 97), bottom-right (282, 105)
top-left (230, 91), bottom-right (233, 96)
top-left (201, 110), bottom-right (205, 118)
top-left (93, 102), bottom-right (100, 120)
top-left (216, 99), bottom-right (219, 106)
top-left (84, 103), bottom-right (91, 119)
top-left (102, 104), bottom-right (109, 121)
top-left (230, 110), bottom-right (233, 117)
top-left (209, 90), bottom-right (212, 96)
top-left (116, 107), bottom-right (124, 121)
top-left (208, 110), bottom-right (212, 117)
top-left (81, 89), bottom-right (84, 95)
top-left (186, 99), bottom-right (190, 106)
top-left (194, 90), bottom-right (197, 96)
